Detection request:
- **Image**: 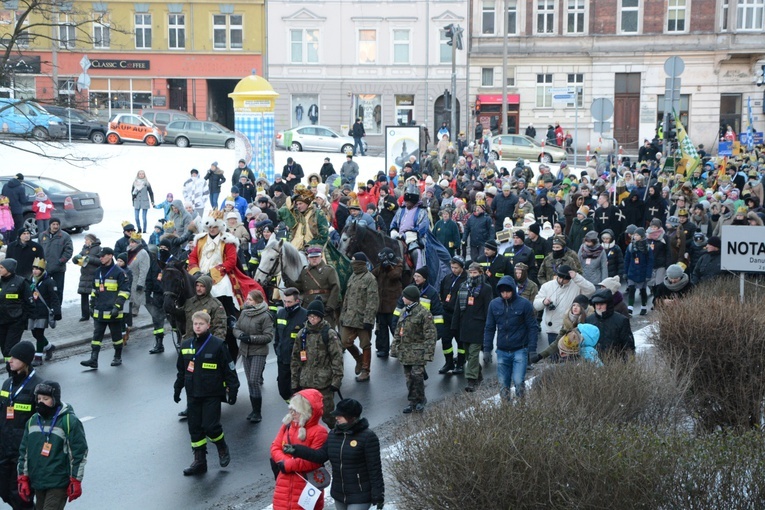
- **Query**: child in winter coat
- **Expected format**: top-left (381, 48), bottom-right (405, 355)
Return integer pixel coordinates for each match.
top-left (153, 193), bottom-right (174, 220)
top-left (149, 223), bottom-right (163, 246)
top-left (624, 227), bottom-right (654, 316)
top-left (0, 196), bottom-right (13, 243)
top-left (600, 229), bottom-right (624, 278)
top-left (32, 188), bottom-right (54, 237)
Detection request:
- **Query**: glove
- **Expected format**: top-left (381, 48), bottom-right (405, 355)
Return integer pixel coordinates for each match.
top-left (483, 351), bottom-right (492, 365)
top-left (363, 322), bottom-right (374, 332)
top-left (227, 391), bottom-right (237, 405)
top-left (174, 389), bottom-right (181, 403)
top-left (54, 313), bottom-right (62, 321)
top-left (238, 332), bottom-right (251, 343)
top-left (110, 307), bottom-right (121, 318)
top-left (67, 478), bottom-right (82, 502)
top-left (276, 461), bottom-right (286, 473)
top-left (136, 285), bottom-right (144, 292)
top-left (529, 353), bottom-right (542, 364)
top-left (329, 385), bottom-right (340, 393)
top-left (17, 475), bottom-right (31, 503)
top-left (227, 315), bottom-right (238, 330)
top-left (282, 444), bottom-right (296, 455)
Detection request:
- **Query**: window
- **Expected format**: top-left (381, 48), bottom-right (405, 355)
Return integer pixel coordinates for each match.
top-left (135, 14), bottom-right (151, 49)
top-left (506, 66), bottom-right (516, 86)
top-left (213, 14), bottom-right (243, 50)
top-left (536, 73), bottom-right (553, 108)
top-left (168, 13), bottom-right (185, 49)
top-left (290, 29), bottom-right (319, 64)
top-left (567, 73), bottom-right (584, 107)
top-left (737, 0), bottom-right (764, 30)
top-left (656, 94), bottom-right (690, 130)
top-left (722, 0), bottom-right (729, 30)
top-left (395, 95), bottom-right (415, 126)
top-left (354, 94), bottom-right (381, 134)
top-left (439, 29), bottom-right (452, 63)
top-left (58, 15), bottom-right (76, 48)
top-left (507, 0), bottom-right (517, 34)
top-left (620, 0), bottom-right (639, 33)
top-left (358, 29), bottom-right (377, 64)
top-left (291, 94), bottom-right (319, 127)
top-left (537, 0), bottom-right (555, 34)
top-left (481, 68), bottom-right (495, 87)
top-left (93, 19), bottom-right (110, 48)
top-left (482, 0), bottom-right (496, 34)
top-left (567, 0), bottom-right (585, 33)
top-left (392, 29), bottom-right (410, 64)
top-left (667, 0), bottom-right (686, 32)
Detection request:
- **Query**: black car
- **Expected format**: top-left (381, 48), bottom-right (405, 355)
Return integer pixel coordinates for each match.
top-left (40, 106), bottom-right (108, 144)
top-left (0, 176), bottom-right (104, 236)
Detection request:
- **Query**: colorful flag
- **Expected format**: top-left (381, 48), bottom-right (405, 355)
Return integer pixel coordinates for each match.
top-left (675, 113), bottom-right (701, 177)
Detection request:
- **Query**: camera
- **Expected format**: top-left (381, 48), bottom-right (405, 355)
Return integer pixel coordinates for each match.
top-left (546, 303), bottom-right (556, 311)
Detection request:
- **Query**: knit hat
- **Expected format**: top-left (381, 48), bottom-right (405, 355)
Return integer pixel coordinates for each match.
top-left (558, 329), bottom-right (582, 357)
top-left (634, 227), bottom-right (646, 239)
top-left (666, 216), bottom-right (680, 227)
top-left (116, 252), bottom-right (128, 265)
top-left (707, 236), bottom-right (721, 249)
top-left (34, 381), bottom-right (62, 407)
top-left (512, 229), bottom-right (525, 241)
top-left (598, 276), bottom-right (621, 294)
top-left (403, 285), bottom-right (420, 301)
top-left (468, 262), bottom-right (483, 273)
top-left (625, 224), bottom-right (637, 236)
top-left (666, 264), bottom-right (685, 280)
top-left (573, 294), bottom-right (591, 310)
top-left (650, 218), bottom-right (662, 228)
top-left (584, 230), bottom-right (599, 242)
top-left (736, 206), bottom-right (748, 215)
top-left (306, 298), bottom-right (325, 318)
top-left (10, 341), bottom-right (35, 366)
top-left (414, 266), bottom-right (429, 281)
top-left (555, 264), bottom-right (573, 278)
top-left (484, 239), bottom-right (498, 252)
top-left (0, 258), bottom-right (17, 273)
top-left (49, 217), bottom-right (61, 226)
top-left (450, 255), bottom-right (465, 268)
top-left (231, 186), bottom-right (240, 194)
top-left (577, 206), bottom-right (590, 217)
top-left (352, 252), bottom-right (368, 262)
top-left (331, 398), bottom-right (363, 419)
top-left (528, 223), bottom-right (540, 235)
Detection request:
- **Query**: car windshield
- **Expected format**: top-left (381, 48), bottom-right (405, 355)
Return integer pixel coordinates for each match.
top-left (27, 178), bottom-right (79, 194)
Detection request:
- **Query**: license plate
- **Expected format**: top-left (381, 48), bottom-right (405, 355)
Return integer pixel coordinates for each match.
top-left (80, 198), bottom-right (95, 206)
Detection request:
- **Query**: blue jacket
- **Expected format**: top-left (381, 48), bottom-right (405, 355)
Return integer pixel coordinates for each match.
top-left (484, 276), bottom-right (538, 353)
top-left (577, 323), bottom-right (603, 366)
top-left (624, 242), bottom-right (654, 283)
top-left (219, 195), bottom-right (248, 222)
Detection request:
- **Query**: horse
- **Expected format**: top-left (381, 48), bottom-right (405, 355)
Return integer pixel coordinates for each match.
top-left (253, 238), bottom-right (307, 288)
top-left (160, 259), bottom-right (196, 352)
top-left (339, 222), bottom-right (413, 287)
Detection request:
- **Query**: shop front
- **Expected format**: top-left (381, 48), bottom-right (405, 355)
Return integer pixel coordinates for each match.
top-left (476, 93), bottom-right (520, 136)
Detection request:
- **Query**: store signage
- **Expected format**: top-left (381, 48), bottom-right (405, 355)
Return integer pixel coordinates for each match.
top-left (721, 226), bottom-right (765, 273)
top-left (90, 59), bottom-right (150, 70)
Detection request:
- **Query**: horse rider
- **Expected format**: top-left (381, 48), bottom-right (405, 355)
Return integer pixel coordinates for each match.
top-left (389, 184), bottom-right (430, 270)
top-left (284, 246), bottom-right (342, 328)
top-left (277, 187), bottom-right (329, 252)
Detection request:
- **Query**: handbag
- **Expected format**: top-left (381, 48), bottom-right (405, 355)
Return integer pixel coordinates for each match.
top-left (303, 466), bottom-right (331, 490)
top-left (35, 288), bottom-right (57, 329)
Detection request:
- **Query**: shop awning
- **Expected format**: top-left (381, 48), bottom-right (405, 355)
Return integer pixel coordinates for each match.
top-left (477, 94), bottom-right (520, 104)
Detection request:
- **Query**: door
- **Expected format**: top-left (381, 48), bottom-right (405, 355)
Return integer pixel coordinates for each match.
top-left (433, 95), bottom-right (460, 139)
top-left (719, 93), bottom-right (741, 138)
top-left (297, 127), bottom-right (317, 150)
top-left (168, 79), bottom-right (187, 111)
top-left (614, 73), bottom-right (641, 148)
top-left (204, 122), bottom-right (225, 147)
top-left (315, 127), bottom-right (337, 151)
top-left (69, 111), bottom-right (89, 138)
top-left (186, 121), bottom-right (204, 145)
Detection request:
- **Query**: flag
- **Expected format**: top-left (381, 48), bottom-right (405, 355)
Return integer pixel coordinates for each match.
top-left (746, 96), bottom-right (755, 151)
top-left (675, 114), bottom-right (701, 178)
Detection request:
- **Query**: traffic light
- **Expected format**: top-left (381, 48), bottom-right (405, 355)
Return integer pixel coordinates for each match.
top-left (475, 99), bottom-right (481, 115)
top-left (665, 113), bottom-right (677, 141)
top-left (444, 24), bottom-right (455, 46)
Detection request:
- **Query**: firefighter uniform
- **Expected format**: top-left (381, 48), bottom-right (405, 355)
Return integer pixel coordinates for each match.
top-left (0, 261), bottom-right (34, 362)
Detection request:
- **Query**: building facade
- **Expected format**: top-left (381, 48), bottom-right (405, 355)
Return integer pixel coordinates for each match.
top-left (266, 0), bottom-right (469, 149)
top-left (468, 0), bottom-right (765, 152)
top-left (1, 0), bottom-right (265, 128)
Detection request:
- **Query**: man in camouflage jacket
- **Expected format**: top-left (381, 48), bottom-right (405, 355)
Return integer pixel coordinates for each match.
top-left (340, 253), bottom-right (379, 382)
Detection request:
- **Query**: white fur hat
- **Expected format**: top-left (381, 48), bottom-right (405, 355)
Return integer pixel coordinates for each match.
top-left (203, 210), bottom-right (226, 232)
top-left (282, 392), bottom-right (313, 441)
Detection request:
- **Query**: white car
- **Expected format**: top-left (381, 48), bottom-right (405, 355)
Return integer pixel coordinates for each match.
top-left (276, 125), bottom-right (368, 154)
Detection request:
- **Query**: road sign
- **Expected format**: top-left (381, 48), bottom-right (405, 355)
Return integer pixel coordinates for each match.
top-left (721, 226), bottom-right (765, 273)
top-left (664, 56), bottom-right (685, 77)
top-left (552, 92), bottom-right (576, 103)
top-left (594, 121), bottom-right (611, 133)
top-left (591, 98), bottom-right (614, 121)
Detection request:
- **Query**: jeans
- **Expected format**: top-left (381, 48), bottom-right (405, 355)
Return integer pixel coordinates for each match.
top-left (353, 136), bottom-right (365, 156)
top-left (497, 347), bottom-right (528, 399)
top-left (335, 503), bottom-right (371, 510)
top-left (209, 192), bottom-right (220, 209)
top-left (36, 219), bottom-right (49, 239)
top-left (134, 208), bottom-right (148, 232)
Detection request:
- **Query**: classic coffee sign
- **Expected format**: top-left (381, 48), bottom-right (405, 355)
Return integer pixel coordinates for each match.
top-left (90, 59), bottom-right (150, 70)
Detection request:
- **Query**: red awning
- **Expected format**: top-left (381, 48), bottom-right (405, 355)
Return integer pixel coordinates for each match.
top-left (477, 94), bottom-right (520, 104)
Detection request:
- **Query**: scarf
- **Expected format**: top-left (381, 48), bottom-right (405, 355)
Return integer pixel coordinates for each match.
top-left (133, 178), bottom-right (148, 192)
top-left (632, 239), bottom-right (648, 253)
top-left (646, 226), bottom-right (665, 240)
top-left (457, 275), bottom-right (484, 311)
top-left (580, 242), bottom-right (603, 259)
top-left (352, 261), bottom-right (367, 274)
top-left (664, 273), bottom-right (689, 292)
top-left (552, 248), bottom-right (564, 259)
top-left (602, 241), bottom-right (614, 250)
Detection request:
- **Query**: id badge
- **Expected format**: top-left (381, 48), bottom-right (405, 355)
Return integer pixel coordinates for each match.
top-left (6, 407), bottom-right (14, 420)
top-left (399, 327), bottom-right (404, 337)
top-left (99, 284), bottom-right (105, 292)
top-left (468, 296), bottom-right (475, 306)
top-left (41, 442), bottom-right (52, 457)
top-left (634, 257), bottom-right (640, 264)
top-left (586, 258), bottom-right (591, 265)
top-left (445, 293), bottom-right (451, 303)
top-left (187, 360), bottom-right (195, 373)
top-left (300, 350), bottom-right (307, 362)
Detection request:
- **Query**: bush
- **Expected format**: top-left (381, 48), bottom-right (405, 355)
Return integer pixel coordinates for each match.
top-left (652, 277), bottom-right (765, 431)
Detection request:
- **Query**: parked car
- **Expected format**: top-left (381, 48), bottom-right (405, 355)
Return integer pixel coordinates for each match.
top-left (40, 105), bottom-right (108, 144)
top-left (164, 120), bottom-right (235, 149)
top-left (489, 134), bottom-right (568, 163)
top-left (140, 109), bottom-right (196, 130)
top-left (106, 113), bottom-right (164, 146)
top-left (0, 98), bottom-right (66, 140)
top-left (0, 175), bottom-right (103, 236)
top-left (276, 125), bottom-right (367, 155)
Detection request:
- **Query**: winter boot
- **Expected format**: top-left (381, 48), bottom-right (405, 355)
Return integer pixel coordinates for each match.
top-left (452, 349), bottom-right (466, 375)
top-left (438, 352), bottom-right (455, 374)
top-left (248, 397), bottom-right (262, 423)
top-left (31, 354), bottom-right (43, 367)
top-left (347, 344), bottom-right (362, 375)
top-left (464, 379), bottom-right (478, 392)
top-left (183, 447), bottom-right (207, 476)
top-left (80, 345), bottom-right (100, 369)
top-left (149, 335), bottom-right (165, 354)
top-left (44, 343), bottom-right (56, 361)
top-left (215, 439), bottom-right (231, 467)
top-left (111, 346), bottom-right (123, 366)
top-left (355, 347), bottom-right (371, 382)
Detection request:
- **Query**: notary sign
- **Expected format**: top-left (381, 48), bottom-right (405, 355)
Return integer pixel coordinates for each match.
top-left (720, 226), bottom-right (765, 273)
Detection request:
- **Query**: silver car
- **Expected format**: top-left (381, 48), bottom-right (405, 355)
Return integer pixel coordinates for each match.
top-left (489, 134), bottom-right (568, 163)
top-left (164, 120), bottom-right (236, 149)
top-left (276, 125), bottom-right (367, 154)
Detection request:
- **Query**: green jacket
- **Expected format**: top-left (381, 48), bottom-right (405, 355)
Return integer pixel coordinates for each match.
top-left (538, 249), bottom-right (583, 286)
top-left (291, 320), bottom-right (344, 390)
top-left (18, 403), bottom-right (88, 490)
top-left (391, 302), bottom-right (437, 365)
top-left (340, 269), bottom-right (379, 329)
top-left (433, 219), bottom-right (461, 255)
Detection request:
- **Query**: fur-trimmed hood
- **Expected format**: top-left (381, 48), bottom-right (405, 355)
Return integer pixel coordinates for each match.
top-left (281, 389), bottom-right (324, 441)
top-left (192, 231), bottom-right (240, 249)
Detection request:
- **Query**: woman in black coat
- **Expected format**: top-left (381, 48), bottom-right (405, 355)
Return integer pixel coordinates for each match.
top-left (283, 398), bottom-right (385, 510)
top-left (70, 234), bottom-right (101, 321)
top-left (28, 259), bottom-right (62, 365)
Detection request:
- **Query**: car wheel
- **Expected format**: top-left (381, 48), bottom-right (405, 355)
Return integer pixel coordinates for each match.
top-left (32, 127), bottom-right (49, 141)
top-left (341, 144), bottom-right (354, 155)
top-left (539, 153), bottom-right (553, 164)
top-left (23, 215), bottom-right (37, 237)
top-left (106, 133), bottom-right (121, 144)
top-left (90, 131), bottom-right (105, 144)
top-left (491, 151), bottom-right (499, 160)
top-left (175, 137), bottom-right (190, 148)
top-left (66, 227), bottom-right (83, 234)
top-left (225, 139), bottom-right (235, 150)
top-left (289, 142), bottom-right (302, 152)
top-left (145, 135), bottom-right (159, 146)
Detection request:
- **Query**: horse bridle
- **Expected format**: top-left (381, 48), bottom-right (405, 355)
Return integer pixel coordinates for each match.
top-left (255, 249), bottom-right (281, 282)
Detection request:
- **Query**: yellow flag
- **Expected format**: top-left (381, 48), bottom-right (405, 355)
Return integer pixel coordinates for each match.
top-left (676, 117), bottom-right (701, 177)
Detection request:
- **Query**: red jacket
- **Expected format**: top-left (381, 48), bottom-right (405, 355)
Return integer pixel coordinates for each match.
top-left (32, 199), bottom-right (54, 220)
top-left (270, 389), bottom-right (328, 510)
